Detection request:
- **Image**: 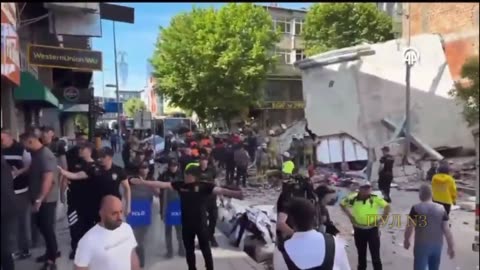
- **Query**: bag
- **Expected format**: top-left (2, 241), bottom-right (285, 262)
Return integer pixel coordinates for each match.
top-left (127, 199), bottom-right (152, 228)
top-left (165, 199), bottom-right (182, 226)
top-left (281, 232), bottom-right (336, 270)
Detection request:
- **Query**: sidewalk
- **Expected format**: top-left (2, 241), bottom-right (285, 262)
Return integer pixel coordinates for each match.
top-left (17, 141), bottom-right (263, 269)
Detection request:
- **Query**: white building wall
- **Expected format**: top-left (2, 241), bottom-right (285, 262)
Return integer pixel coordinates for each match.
top-left (298, 34), bottom-right (474, 150)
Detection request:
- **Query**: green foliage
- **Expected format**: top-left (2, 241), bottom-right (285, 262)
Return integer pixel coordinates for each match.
top-left (303, 3), bottom-right (394, 56)
top-left (124, 98), bottom-right (147, 118)
top-left (150, 3), bottom-right (280, 123)
top-left (449, 57), bottom-right (479, 126)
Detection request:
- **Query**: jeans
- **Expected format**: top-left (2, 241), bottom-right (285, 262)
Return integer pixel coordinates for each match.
top-left (413, 244), bottom-right (442, 270)
top-left (1, 215), bottom-right (15, 270)
top-left (15, 192), bottom-right (31, 252)
top-left (354, 227), bottom-right (382, 270)
top-left (182, 224), bottom-right (213, 270)
top-left (133, 226), bottom-right (149, 268)
top-left (165, 224), bottom-right (184, 255)
top-left (35, 202), bottom-right (58, 262)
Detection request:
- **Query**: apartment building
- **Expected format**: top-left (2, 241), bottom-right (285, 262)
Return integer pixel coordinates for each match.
top-left (254, 5), bottom-right (307, 128)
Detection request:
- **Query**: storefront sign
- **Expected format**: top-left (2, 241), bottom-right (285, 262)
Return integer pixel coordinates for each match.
top-left (28, 44), bottom-right (103, 71)
top-left (1, 3), bottom-right (20, 85)
top-left (261, 101), bottom-right (305, 110)
top-left (63, 86), bottom-right (80, 102)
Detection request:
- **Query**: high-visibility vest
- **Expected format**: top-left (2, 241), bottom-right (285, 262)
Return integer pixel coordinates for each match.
top-left (282, 160), bottom-right (295, 175)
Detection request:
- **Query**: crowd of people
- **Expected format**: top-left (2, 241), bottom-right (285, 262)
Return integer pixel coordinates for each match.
top-left (0, 124), bottom-right (461, 270)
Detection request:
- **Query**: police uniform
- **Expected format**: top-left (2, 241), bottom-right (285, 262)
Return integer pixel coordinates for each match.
top-left (198, 161), bottom-right (218, 244)
top-left (86, 164), bottom-right (128, 222)
top-left (67, 160), bottom-right (97, 255)
top-left (2, 141), bottom-right (31, 254)
top-left (172, 164), bottom-right (215, 270)
top-left (340, 193), bottom-right (388, 270)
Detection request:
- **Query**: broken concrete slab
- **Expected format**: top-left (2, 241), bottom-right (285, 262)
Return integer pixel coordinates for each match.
top-left (458, 202), bottom-right (476, 212)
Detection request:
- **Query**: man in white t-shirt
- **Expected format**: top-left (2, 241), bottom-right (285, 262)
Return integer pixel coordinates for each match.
top-left (74, 195), bottom-right (140, 270)
top-left (275, 197), bottom-right (351, 270)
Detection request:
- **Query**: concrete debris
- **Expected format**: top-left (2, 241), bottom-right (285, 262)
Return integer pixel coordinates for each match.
top-left (458, 202), bottom-right (476, 212)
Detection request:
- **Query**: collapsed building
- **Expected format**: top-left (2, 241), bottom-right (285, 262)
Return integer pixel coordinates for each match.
top-left (294, 34), bottom-right (475, 177)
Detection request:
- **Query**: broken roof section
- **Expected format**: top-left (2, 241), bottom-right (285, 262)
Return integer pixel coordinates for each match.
top-left (295, 34), bottom-right (474, 151)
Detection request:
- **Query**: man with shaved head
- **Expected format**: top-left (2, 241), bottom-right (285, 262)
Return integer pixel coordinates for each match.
top-left (74, 195), bottom-right (140, 270)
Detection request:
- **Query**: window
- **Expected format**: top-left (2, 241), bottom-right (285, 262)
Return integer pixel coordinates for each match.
top-left (295, 50), bottom-right (305, 62)
top-left (294, 19), bottom-right (304, 35)
top-left (275, 49), bottom-right (292, 64)
top-left (273, 18), bottom-right (291, 34)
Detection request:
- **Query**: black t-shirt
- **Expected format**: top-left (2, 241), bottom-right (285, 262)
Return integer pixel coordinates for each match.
top-left (276, 192), bottom-right (294, 251)
top-left (198, 166), bottom-right (217, 183)
top-left (68, 160), bottom-right (97, 207)
top-left (171, 181), bottom-right (215, 226)
top-left (87, 164), bottom-right (127, 200)
top-left (179, 155), bottom-right (196, 172)
top-left (379, 154), bottom-right (394, 176)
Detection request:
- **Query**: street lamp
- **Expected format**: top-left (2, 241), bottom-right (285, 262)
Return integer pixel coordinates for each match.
top-left (111, 21), bottom-right (122, 147)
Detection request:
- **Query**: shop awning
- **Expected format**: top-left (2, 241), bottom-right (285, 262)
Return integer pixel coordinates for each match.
top-left (14, 72), bottom-right (59, 108)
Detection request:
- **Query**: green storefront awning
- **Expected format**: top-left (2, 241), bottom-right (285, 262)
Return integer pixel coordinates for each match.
top-left (14, 71), bottom-right (59, 108)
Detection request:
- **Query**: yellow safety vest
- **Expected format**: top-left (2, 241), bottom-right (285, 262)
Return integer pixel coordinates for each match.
top-left (340, 194), bottom-right (388, 227)
top-left (282, 160), bottom-right (295, 175)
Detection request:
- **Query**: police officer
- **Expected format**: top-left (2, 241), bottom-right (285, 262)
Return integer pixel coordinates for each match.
top-left (340, 181), bottom-right (390, 270)
top-left (59, 147), bottom-right (132, 221)
top-left (158, 158), bottom-right (185, 258)
top-left (378, 146), bottom-right (394, 203)
top-left (281, 152), bottom-right (295, 176)
top-left (197, 154), bottom-right (219, 247)
top-left (60, 142), bottom-right (97, 259)
top-left (1, 129), bottom-right (32, 260)
top-left (129, 163), bottom-right (243, 270)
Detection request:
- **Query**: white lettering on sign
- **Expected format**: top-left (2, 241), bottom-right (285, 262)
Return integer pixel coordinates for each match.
top-left (131, 211), bottom-right (146, 216)
top-left (170, 211), bottom-right (181, 217)
top-left (403, 47), bottom-right (420, 66)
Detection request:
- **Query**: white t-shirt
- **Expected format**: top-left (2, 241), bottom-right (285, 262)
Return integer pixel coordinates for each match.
top-left (283, 230), bottom-right (351, 270)
top-left (74, 223), bottom-right (137, 270)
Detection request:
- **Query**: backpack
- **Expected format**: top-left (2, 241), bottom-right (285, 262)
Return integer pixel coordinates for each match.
top-left (281, 232), bottom-right (336, 270)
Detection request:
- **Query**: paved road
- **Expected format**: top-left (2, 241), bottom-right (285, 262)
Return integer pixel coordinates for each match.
top-left (16, 142), bottom-right (262, 270)
top-left (333, 189), bottom-right (479, 270)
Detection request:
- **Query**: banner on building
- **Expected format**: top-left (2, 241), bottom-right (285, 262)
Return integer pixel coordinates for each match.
top-left (27, 44), bottom-right (102, 71)
top-left (261, 101), bottom-right (305, 110)
top-left (1, 3), bottom-right (20, 85)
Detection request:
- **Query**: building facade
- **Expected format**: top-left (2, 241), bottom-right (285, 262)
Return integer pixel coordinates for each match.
top-left (255, 5), bottom-right (307, 129)
top-left (403, 3), bottom-right (479, 80)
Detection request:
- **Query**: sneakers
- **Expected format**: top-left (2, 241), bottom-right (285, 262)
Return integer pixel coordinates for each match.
top-left (210, 238), bottom-right (219, 248)
top-left (35, 251), bottom-right (61, 263)
top-left (12, 251), bottom-right (32, 260)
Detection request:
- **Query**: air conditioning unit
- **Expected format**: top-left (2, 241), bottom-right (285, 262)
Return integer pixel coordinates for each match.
top-left (43, 3), bottom-right (99, 14)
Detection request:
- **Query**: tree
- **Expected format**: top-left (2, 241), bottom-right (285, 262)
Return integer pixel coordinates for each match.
top-left (303, 3), bottom-right (394, 56)
top-left (150, 3), bottom-right (280, 124)
top-left (449, 57), bottom-right (479, 126)
top-left (124, 98), bottom-right (147, 118)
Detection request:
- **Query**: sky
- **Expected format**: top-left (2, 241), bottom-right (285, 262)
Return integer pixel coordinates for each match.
top-left (92, 2), bottom-right (313, 97)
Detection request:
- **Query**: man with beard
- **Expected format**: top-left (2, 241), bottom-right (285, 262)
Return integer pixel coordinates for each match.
top-left (74, 195), bottom-right (140, 270)
top-left (21, 132), bottom-right (60, 270)
top-left (60, 142), bottom-right (98, 260)
top-left (130, 164), bottom-right (243, 270)
top-left (58, 147), bottom-right (131, 221)
top-left (66, 133), bottom-right (89, 171)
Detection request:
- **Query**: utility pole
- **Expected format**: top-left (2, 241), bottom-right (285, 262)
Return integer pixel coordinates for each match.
top-left (113, 21), bottom-right (122, 147)
top-left (403, 3), bottom-right (419, 164)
